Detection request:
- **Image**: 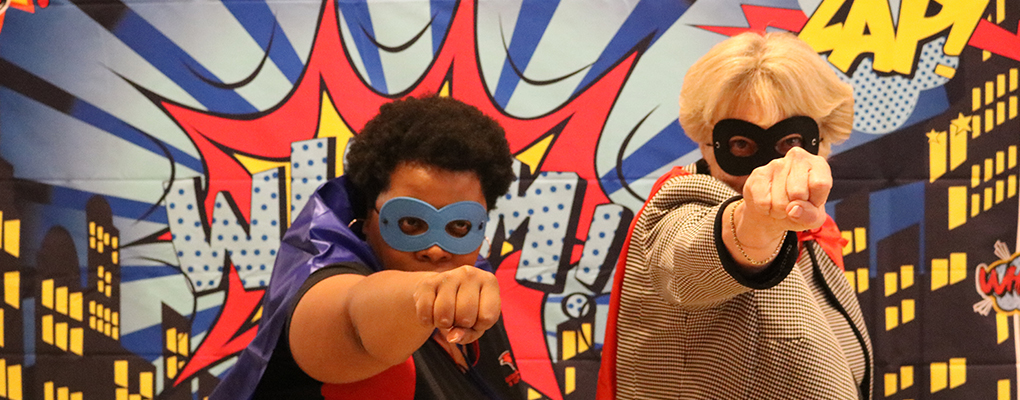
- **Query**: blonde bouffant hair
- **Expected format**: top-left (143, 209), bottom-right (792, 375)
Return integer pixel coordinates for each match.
top-left (678, 32), bottom-right (853, 157)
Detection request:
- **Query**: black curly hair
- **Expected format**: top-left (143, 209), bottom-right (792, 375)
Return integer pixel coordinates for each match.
top-left (345, 95), bottom-right (516, 218)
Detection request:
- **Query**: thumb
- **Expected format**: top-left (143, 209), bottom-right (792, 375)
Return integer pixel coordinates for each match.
top-left (786, 200), bottom-right (826, 230)
top-left (444, 326), bottom-right (482, 344)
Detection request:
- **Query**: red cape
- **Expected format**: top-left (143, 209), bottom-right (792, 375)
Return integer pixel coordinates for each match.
top-left (596, 166), bottom-right (846, 399)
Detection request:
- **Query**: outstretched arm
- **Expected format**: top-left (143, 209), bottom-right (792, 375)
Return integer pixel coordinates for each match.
top-left (288, 265), bottom-right (501, 383)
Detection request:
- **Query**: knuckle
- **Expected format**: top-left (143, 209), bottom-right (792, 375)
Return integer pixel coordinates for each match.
top-left (461, 266), bottom-right (481, 280)
top-left (417, 278), bottom-right (438, 292)
top-left (811, 177), bottom-right (832, 190)
top-left (476, 314), bottom-right (498, 328)
top-left (435, 313), bottom-right (453, 327)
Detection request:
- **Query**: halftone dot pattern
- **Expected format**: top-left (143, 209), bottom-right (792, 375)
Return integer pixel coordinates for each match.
top-left (539, 254), bottom-right (619, 364)
top-left (487, 160), bottom-right (579, 287)
top-left (231, 167), bottom-right (286, 289)
top-left (561, 292), bottom-right (591, 319)
top-left (165, 169), bottom-right (285, 292)
top-left (843, 37), bottom-right (957, 134)
top-left (576, 203), bottom-right (627, 287)
top-left (291, 138), bottom-right (336, 223)
top-left (165, 178), bottom-right (225, 292)
top-left (528, 204), bottom-right (632, 364)
top-left (483, 160), bottom-right (632, 363)
top-left (540, 288), bottom-right (598, 363)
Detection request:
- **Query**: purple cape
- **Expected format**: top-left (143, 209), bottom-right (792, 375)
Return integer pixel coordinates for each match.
top-left (210, 176), bottom-right (491, 399)
top-left (210, 176), bottom-right (379, 399)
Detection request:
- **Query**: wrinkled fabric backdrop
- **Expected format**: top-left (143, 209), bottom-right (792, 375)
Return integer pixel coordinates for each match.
top-left (0, 0), bottom-right (1018, 398)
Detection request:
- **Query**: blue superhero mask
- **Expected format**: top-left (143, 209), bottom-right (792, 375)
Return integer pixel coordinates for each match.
top-left (377, 197), bottom-right (489, 255)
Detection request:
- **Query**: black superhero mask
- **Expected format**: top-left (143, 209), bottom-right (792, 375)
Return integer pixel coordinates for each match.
top-left (711, 116), bottom-right (820, 176)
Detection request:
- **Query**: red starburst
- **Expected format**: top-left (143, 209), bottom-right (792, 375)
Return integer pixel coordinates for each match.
top-left (175, 260), bottom-right (264, 385)
top-left (968, 19), bottom-right (1020, 63)
top-left (696, 4), bottom-right (808, 36)
top-left (160, 0), bottom-right (639, 396)
top-left (0, 0), bottom-right (48, 35)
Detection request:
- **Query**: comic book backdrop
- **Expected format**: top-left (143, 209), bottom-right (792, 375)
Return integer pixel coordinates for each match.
top-left (0, 0), bottom-right (1018, 398)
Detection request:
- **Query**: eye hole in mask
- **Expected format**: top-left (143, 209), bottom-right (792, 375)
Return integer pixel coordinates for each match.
top-left (444, 220), bottom-right (473, 238)
top-left (728, 133), bottom-right (806, 157)
top-left (712, 116), bottom-right (820, 176)
top-left (396, 217), bottom-right (474, 238)
top-left (726, 136), bottom-right (758, 157)
top-left (775, 133), bottom-right (806, 155)
top-left (397, 217), bottom-right (429, 235)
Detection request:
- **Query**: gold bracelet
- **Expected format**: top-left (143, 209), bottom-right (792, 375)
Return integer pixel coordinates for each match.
top-left (729, 199), bottom-right (785, 266)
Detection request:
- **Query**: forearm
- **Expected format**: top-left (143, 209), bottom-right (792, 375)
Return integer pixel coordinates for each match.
top-left (645, 202), bottom-right (750, 306)
top-left (721, 200), bottom-right (789, 271)
top-left (646, 197), bottom-right (795, 307)
top-left (346, 270), bottom-right (437, 363)
top-left (290, 270), bottom-right (436, 383)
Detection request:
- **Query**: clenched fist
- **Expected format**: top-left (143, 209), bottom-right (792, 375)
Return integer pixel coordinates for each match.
top-left (413, 265), bottom-right (501, 344)
top-left (742, 146), bottom-right (832, 233)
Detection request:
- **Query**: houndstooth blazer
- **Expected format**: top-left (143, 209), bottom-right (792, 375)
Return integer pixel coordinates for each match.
top-left (600, 163), bottom-right (873, 400)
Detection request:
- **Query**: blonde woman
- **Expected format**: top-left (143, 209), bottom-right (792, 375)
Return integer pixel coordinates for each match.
top-left (598, 32), bottom-right (873, 400)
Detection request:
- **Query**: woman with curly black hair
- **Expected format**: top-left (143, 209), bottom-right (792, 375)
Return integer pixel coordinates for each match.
top-left (345, 95), bottom-right (516, 217)
top-left (211, 95), bottom-right (524, 400)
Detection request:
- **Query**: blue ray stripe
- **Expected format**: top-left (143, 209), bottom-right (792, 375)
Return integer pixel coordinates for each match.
top-left (0, 58), bottom-right (202, 175)
top-left (120, 306), bottom-right (221, 361)
top-left (337, 1), bottom-right (388, 93)
top-left (191, 305), bottom-right (224, 337)
top-left (113, 10), bottom-right (257, 113)
top-left (574, 0), bottom-right (689, 93)
top-left (122, 265), bottom-right (185, 282)
top-left (69, 101), bottom-right (204, 174)
top-left (429, 0), bottom-right (455, 55)
top-left (599, 120), bottom-right (697, 195)
top-left (222, 0), bottom-right (305, 84)
top-left (121, 321), bottom-right (171, 361)
top-left (50, 185), bottom-right (169, 225)
top-left (118, 306), bottom-right (223, 360)
top-left (492, 0), bottom-right (559, 107)
top-left (544, 294), bottom-right (612, 306)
